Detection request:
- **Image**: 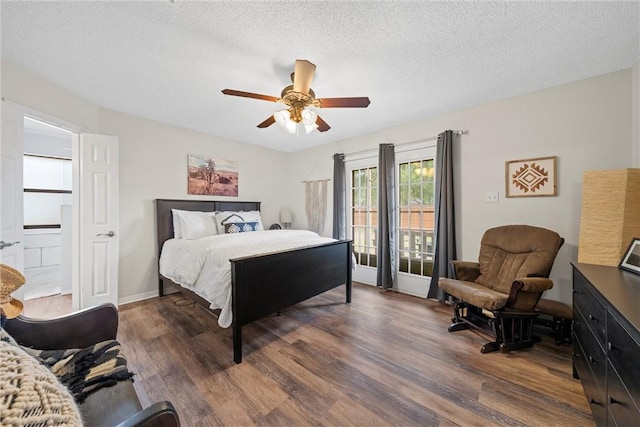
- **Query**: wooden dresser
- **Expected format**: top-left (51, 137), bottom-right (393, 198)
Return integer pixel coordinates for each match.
top-left (572, 262), bottom-right (640, 426)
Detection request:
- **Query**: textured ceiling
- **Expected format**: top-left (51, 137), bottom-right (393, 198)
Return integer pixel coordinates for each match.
top-left (2, 1), bottom-right (638, 152)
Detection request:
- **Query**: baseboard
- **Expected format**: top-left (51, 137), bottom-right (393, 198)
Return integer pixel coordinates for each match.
top-left (355, 280), bottom-right (427, 299)
top-left (396, 287), bottom-right (427, 298)
top-left (118, 290), bottom-right (159, 306)
top-left (118, 288), bottom-right (180, 306)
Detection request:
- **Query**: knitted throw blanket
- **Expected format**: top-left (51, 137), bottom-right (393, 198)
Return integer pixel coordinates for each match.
top-left (0, 340), bottom-right (82, 426)
top-left (23, 340), bottom-right (134, 403)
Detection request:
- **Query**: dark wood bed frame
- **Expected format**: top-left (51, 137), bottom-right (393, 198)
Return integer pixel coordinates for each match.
top-left (155, 199), bottom-right (352, 363)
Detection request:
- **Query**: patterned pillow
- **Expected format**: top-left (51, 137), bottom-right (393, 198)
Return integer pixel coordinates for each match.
top-left (215, 211), bottom-right (263, 231)
top-left (0, 338), bottom-right (83, 426)
top-left (224, 221), bottom-right (260, 234)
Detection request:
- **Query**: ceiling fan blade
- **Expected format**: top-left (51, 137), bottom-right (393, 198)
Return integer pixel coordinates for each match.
top-left (293, 60), bottom-right (316, 95)
top-left (317, 97), bottom-right (371, 108)
top-left (222, 89), bottom-right (279, 102)
top-left (257, 115), bottom-right (276, 128)
top-left (316, 115), bottom-right (331, 132)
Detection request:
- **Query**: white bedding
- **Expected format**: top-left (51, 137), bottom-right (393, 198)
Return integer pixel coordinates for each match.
top-left (159, 229), bottom-right (335, 328)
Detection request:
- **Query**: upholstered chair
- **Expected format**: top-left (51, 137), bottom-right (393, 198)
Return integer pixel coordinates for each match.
top-left (439, 225), bottom-right (564, 353)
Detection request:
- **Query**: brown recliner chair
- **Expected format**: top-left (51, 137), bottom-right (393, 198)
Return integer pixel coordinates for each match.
top-left (439, 225), bottom-right (563, 353)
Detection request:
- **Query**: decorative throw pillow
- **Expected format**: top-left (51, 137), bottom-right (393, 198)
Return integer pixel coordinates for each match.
top-left (215, 211), bottom-right (263, 231)
top-left (0, 339), bottom-right (83, 426)
top-left (224, 221), bottom-right (260, 234)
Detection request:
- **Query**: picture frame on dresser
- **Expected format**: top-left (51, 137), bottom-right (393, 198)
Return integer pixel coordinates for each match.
top-left (619, 237), bottom-right (640, 275)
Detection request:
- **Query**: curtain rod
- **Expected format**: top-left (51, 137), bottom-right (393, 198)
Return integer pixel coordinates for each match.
top-left (341, 129), bottom-right (467, 159)
top-left (301, 179), bottom-right (331, 183)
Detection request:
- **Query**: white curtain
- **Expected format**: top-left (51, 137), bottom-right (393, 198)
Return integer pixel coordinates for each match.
top-left (305, 180), bottom-right (328, 235)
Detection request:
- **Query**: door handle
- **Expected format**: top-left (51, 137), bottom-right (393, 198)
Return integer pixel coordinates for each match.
top-left (96, 231), bottom-right (115, 237)
top-left (0, 240), bottom-right (20, 250)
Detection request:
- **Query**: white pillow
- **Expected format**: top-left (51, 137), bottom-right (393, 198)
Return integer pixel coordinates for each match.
top-left (170, 209), bottom-right (185, 238)
top-left (215, 210), bottom-right (263, 231)
top-left (177, 210), bottom-right (218, 240)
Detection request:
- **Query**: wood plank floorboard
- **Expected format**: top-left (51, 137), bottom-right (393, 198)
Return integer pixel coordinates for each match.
top-left (111, 282), bottom-right (593, 426)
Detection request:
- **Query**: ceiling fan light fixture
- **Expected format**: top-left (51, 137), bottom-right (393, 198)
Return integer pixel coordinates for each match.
top-left (301, 108), bottom-right (317, 126)
top-left (273, 109), bottom-right (288, 126)
top-left (284, 120), bottom-right (297, 134)
top-left (222, 59), bottom-right (370, 136)
top-left (304, 123), bottom-right (319, 134)
top-left (274, 109), bottom-right (296, 134)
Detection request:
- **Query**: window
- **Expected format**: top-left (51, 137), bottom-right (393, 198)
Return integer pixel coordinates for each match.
top-left (351, 166), bottom-right (378, 267)
top-left (23, 154), bottom-right (72, 229)
top-left (346, 145), bottom-right (436, 295)
top-left (398, 159), bottom-right (435, 277)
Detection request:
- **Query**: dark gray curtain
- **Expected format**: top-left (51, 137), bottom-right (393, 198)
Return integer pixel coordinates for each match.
top-left (377, 144), bottom-right (397, 289)
top-left (428, 130), bottom-right (457, 301)
top-left (332, 153), bottom-right (346, 240)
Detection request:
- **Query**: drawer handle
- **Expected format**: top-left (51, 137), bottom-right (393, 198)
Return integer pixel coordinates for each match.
top-left (609, 396), bottom-right (623, 406)
top-left (588, 314), bottom-right (598, 322)
top-left (608, 342), bottom-right (617, 351)
top-left (589, 398), bottom-right (602, 406)
top-left (588, 355), bottom-right (599, 364)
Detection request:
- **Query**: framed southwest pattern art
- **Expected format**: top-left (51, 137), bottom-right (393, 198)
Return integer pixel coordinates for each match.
top-left (505, 156), bottom-right (557, 198)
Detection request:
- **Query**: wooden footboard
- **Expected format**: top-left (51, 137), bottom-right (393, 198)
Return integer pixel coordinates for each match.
top-left (230, 239), bottom-right (352, 363)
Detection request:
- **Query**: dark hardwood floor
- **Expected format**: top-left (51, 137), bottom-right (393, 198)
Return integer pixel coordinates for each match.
top-left (110, 283), bottom-right (593, 427)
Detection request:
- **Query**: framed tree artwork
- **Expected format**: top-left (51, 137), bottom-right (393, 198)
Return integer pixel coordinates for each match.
top-left (187, 154), bottom-right (238, 196)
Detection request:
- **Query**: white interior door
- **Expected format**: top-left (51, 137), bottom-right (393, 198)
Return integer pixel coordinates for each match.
top-left (78, 133), bottom-right (119, 309)
top-left (1, 102), bottom-right (25, 300)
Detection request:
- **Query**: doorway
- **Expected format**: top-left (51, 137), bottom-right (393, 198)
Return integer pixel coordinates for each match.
top-left (2, 101), bottom-right (120, 314)
top-left (21, 117), bottom-right (73, 302)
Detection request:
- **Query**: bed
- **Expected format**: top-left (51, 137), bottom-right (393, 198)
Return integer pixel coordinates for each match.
top-left (155, 199), bottom-right (353, 363)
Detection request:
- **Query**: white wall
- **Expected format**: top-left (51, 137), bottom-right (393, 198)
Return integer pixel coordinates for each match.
top-left (2, 61), bottom-right (100, 131)
top-left (97, 109), bottom-right (290, 301)
top-left (288, 69), bottom-right (634, 305)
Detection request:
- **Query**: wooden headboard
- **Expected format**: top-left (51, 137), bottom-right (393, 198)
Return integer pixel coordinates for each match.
top-left (155, 199), bottom-right (261, 256)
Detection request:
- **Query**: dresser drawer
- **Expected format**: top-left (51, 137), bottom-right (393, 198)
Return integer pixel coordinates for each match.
top-left (573, 337), bottom-right (607, 426)
top-left (573, 271), bottom-right (607, 347)
top-left (607, 311), bottom-right (640, 409)
top-left (573, 311), bottom-right (606, 392)
top-left (607, 360), bottom-right (640, 427)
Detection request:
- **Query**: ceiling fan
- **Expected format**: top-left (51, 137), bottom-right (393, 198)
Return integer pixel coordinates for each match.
top-left (222, 59), bottom-right (370, 134)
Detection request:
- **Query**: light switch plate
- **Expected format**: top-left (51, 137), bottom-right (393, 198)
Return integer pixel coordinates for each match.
top-left (485, 192), bottom-right (499, 203)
